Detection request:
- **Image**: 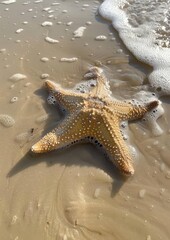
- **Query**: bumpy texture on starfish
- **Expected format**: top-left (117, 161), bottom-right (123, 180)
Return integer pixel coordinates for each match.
top-left (31, 67), bottom-right (158, 176)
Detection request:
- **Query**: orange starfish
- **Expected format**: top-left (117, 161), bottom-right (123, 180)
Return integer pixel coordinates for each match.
top-left (32, 67), bottom-right (158, 176)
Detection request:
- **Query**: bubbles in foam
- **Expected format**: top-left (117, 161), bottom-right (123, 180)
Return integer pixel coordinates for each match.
top-left (0, 114), bottom-right (15, 127)
top-left (74, 79), bottom-right (97, 94)
top-left (47, 94), bottom-right (57, 105)
top-left (144, 104), bottom-right (164, 136)
top-left (130, 91), bottom-right (164, 136)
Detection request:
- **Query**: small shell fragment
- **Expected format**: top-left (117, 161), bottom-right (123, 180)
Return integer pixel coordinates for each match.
top-left (10, 97), bottom-right (18, 103)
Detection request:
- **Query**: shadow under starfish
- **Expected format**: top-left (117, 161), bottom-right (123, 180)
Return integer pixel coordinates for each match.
top-left (7, 144), bottom-right (126, 197)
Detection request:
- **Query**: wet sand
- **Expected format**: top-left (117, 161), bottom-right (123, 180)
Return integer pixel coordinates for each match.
top-left (0, 0), bottom-right (170, 240)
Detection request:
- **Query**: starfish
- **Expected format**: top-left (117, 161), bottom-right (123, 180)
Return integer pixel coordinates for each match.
top-left (31, 67), bottom-right (158, 176)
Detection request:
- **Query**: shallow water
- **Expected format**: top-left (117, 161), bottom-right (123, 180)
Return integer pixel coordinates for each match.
top-left (0, 0), bottom-right (170, 240)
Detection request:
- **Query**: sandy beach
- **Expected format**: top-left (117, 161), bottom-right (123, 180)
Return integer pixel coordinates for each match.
top-left (0, 0), bottom-right (170, 239)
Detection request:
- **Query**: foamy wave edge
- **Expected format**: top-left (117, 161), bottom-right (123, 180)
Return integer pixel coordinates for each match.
top-left (99, 0), bottom-right (170, 96)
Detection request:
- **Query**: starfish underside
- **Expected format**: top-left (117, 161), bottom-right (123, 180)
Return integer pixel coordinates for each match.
top-left (31, 67), bottom-right (158, 176)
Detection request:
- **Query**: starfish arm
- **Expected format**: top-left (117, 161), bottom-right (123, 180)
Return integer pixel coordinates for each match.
top-left (45, 80), bottom-right (87, 111)
top-left (92, 114), bottom-right (135, 176)
top-left (31, 112), bottom-right (89, 153)
top-left (84, 67), bottom-right (110, 98)
top-left (110, 100), bottom-right (159, 121)
top-left (119, 100), bottom-right (159, 121)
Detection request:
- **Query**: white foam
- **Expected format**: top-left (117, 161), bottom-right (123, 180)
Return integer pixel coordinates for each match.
top-left (60, 57), bottom-right (78, 63)
top-left (95, 35), bottom-right (107, 41)
top-left (48, 10), bottom-right (54, 14)
top-left (1, 0), bottom-right (16, 4)
top-left (9, 73), bottom-right (27, 82)
top-left (40, 57), bottom-right (49, 62)
top-left (83, 4), bottom-right (89, 7)
top-left (74, 79), bottom-right (97, 94)
top-left (45, 36), bottom-right (59, 44)
top-left (73, 26), bottom-right (86, 38)
top-left (41, 21), bottom-right (53, 27)
top-left (144, 103), bottom-right (164, 136)
top-left (99, 0), bottom-right (170, 95)
top-left (51, 2), bottom-right (60, 6)
top-left (132, 91), bottom-right (164, 136)
top-left (22, 2), bottom-right (29, 5)
top-left (66, 21), bottom-right (73, 26)
top-left (15, 29), bottom-right (24, 34)
top-left (40, 73), bottom-right (49, 79)
top-left (48, 15), bottom-right (54, 19)
top-left (34, 0), bottom-right (43, 3)
top-left (42, 7), bottom-right (51, 12)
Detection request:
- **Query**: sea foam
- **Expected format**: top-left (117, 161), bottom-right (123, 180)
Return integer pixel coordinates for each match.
top-left (99, 0), bottom-right (170, 95)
